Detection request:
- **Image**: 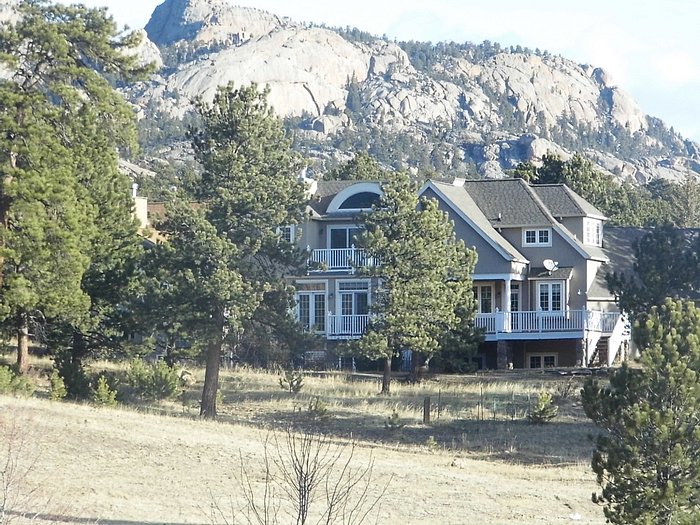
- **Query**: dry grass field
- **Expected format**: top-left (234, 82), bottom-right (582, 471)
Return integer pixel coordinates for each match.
top-left (0, 360), bottom-right (609, 524)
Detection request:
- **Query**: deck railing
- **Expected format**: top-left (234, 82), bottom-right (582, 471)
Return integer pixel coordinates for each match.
top-left (474, 310), bottom-right (621, 335)
top-left (326, 314), bottom-right (370, 339)
top-left (308, 248), bottom-right (378, 271)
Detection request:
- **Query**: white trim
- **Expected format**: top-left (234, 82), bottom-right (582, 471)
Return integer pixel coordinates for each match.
top-left (334, 278), bottom-right (372, 316)
top-left (326, 182), bottom-right (383, 213)
top-left (526, 352), bottom-right (558, 369)
top-left (552, 222), bottom-right (608, 262)
top-left (327, 225), bottom-right (361, 250)
top-left (474, 283), bottom-right (495, 314)
top-left (583, 218), bottom-right (603, 247)
top-left (522, 228), bottom-right (552, 247)
top-left (473, 273), bottom-right (526, 281)
top-left (419, 181), bottom-right (529, 264)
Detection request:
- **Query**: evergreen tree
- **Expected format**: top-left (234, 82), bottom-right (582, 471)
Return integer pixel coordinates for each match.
top-left (354, 172), bottom-right (477, 393)
top-left (582, 299), bottom-right (700, 524)
top-left (606, 225), bottom-right (699, 321)
top-left (325, 151), bottom-right (386, 181)
top-left (0, 0), bottom-right (150, 373)
top-left (148, 83), bottom-right (307, 418)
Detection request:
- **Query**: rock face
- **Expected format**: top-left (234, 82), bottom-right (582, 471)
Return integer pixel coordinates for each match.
top-left (127, 0), bottom-right (699, 184)
top-left (145, 0), bottom-right (290, 46)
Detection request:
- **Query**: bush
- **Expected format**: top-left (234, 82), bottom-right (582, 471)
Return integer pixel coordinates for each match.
top-left (0, 366), bottom-right (35, 397)
top-left (528, 391), bottom-right (558, 424)
top-left (92, 375), bottom-right (117, 407)
top-left (279, 369), bottom-right (304, 393)
top-left (126, 359), bottom-right (180, 401)
top-left (48, 370), bottom-right (67, 400)
top-left (52, 350), bottom-right (90, 399)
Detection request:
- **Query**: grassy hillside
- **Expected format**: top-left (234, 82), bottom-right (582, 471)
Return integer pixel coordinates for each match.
top-left (1, 366), bottom-right (607, 524)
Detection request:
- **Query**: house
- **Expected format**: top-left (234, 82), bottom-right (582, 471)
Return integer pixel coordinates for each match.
top-left (290, 177), bottom-right (630, 370)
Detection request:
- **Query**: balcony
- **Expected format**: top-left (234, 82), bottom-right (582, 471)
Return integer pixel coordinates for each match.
top-left (474, 310), bottom-right (621, 340)
top-left (326, 314), bottom-right (369, 340)
top-left (308, 248), bottom-right (378, 272)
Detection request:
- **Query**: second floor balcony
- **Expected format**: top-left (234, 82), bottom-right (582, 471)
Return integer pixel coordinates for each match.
top-left (307, 247), bottom-right (379, 272)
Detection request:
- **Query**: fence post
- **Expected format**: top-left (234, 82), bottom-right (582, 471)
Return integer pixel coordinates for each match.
top-left (423, 396), bottom-right (431, 424)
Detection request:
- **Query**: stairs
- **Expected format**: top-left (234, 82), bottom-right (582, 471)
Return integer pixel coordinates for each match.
top-left (588, 336), bottom-right (610, 367)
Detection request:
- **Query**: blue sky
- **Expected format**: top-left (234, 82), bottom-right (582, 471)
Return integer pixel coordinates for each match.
top-left (65, 0), bottom-right (700, 142)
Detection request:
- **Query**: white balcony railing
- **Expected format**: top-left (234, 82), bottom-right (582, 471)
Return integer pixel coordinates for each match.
top-left (326, 314), bottom-right (369, 340)
top-left (474, 310), bottom-right (621, 336)
top-left (308, 248), bottom-right (378, 272)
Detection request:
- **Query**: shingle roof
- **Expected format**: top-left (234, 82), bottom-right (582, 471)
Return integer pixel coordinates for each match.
top-left (427, 181), bottom-right (528, 263)
top-left (531, 185), bottom-right (607, 219)
top-left (308, 180), bottom-right (363, 215)
top-left (462, 179), bottom-right (552, 227)
top-left (529, 266), bottom-right (574, 280)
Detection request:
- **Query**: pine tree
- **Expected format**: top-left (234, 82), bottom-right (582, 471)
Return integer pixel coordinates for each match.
top-left (354, 172), bottom-right (478, 393)
top-left (582, 299), bottom-right (700, 524)
top-left (0, 1), bottom-right (150, 373)
top-left (147, 83), bottom-right (307, 419)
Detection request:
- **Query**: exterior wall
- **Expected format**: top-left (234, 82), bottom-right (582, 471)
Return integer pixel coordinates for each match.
top-left (560, 217), bottom-right (584, 242)
top-left (508, 339), bottom-right (578, 368)
top-left (500, 226), bottom-right (588, 310)
top-left (422, 187), bottom-right (515, 275)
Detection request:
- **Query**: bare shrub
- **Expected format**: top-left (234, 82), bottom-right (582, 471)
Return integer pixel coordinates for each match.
top-left (0, 412), bottom-right (40, 525)
top-left (210, 428), bottom-right (389, 525)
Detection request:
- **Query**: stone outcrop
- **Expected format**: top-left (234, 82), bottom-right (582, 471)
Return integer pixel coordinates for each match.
top-left (123, 0), bottom-right (698, 184)
top-left (144, 0), bottom-right (290, 46)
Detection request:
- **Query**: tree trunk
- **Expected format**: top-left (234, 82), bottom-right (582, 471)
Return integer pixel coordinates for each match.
top-left (200, 337), bottom-right (222, 419)
top-left (381, 356), bottom-right (391, 394)
top-left (17, 311), bottom-right (30, 375)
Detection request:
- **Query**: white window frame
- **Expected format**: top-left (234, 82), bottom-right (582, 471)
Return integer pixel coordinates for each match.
top-left (522, 228), bottom-right (552, 247)
top-left (537, 281), bottom-right (564, 314)
top-left (335, 279), bottom-right (371, 316)
top-left (583, 218), bottom-right (602, 247)
top-left (474, 284), bottom-right (494, 313)
top-left (296, 280), bottom-right (327, 333)
top-left (527, 353), bottom-right (558, 369)
top-left (277, 225), bottom-right (296, 244)
top-left (328, 226), bottom-right (362, 249)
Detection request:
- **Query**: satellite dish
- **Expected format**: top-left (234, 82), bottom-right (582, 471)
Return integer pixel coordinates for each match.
top-left (543, 259), bottom-right (557, 272)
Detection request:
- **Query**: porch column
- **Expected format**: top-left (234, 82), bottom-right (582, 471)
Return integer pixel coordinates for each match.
top-left (503, 278), bottom-right (511, 313)
top-left (503, 278), bottom-right (511, 332)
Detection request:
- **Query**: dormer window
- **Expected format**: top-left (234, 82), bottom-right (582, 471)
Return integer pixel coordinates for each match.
top-left (523, 228), bottom-right (551, 247)
top-left (584, 219), bottom-right (602, 247)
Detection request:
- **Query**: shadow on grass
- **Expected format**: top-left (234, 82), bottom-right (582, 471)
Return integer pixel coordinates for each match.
top-left (218, 399), bottom-right (598, 467)
top-left (6, 510), bottom-right (191, 525)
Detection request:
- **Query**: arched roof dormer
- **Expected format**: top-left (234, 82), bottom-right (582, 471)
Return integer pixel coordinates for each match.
top-left (326, 182), bottom-right (383, 213)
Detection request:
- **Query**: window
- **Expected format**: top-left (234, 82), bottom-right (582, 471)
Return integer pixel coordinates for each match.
top-left (338, 192), bottom-right (381, 210)
top-left (528, 353), bottom-right (558, 369)
top-left (278, 225), bottom-right (296, 244)
top-left (296, 282), bottom-right (326, 333)
top-left (584, 219), bottom-right (602, 246)
top-left (338, 281), bottom-right (370, 316)
top-left (329, 227), bottom-right (362, 249)
top-left (538, 282), bottom-right (563, 313)
top-left (474, 284), bottom-right (493, 313)
top-left (522, 228), bottom-right (552, 247)
top-left (297, 292), bottom-right (326, 333)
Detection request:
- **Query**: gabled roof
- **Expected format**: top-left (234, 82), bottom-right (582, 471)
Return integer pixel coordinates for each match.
top-left (422, 181), bottom-right (528, 263)
top-left (531, 185), bottom-right (607, 220)
top-left (426, 178), bottom-right (608, 263)
top-left (462, 178), bottom-right (552, 227)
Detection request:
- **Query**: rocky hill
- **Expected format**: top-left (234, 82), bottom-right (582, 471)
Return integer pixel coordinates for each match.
top-left (120, 0), bottom-right (700, 183)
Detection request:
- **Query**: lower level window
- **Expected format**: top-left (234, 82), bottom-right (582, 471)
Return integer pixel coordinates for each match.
top-left (528, 353), bottom-right (557, 369)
